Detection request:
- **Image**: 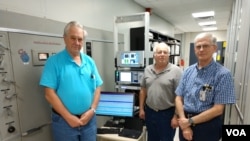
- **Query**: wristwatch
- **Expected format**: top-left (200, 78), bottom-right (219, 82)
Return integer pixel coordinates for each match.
top-left (90, 107), bottom-right (96, 113)
top-left (188, 118), bottom-right (195, 126)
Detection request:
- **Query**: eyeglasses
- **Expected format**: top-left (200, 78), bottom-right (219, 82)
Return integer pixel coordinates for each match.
top-left (195, 44), bottom-right (213, 50)
top-left (155, 50), bottom-right (169, 55)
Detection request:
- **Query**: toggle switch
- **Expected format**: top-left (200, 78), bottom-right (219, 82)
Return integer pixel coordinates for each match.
top-left (6, 121), bottom-right (15, 133)
top-left (5, 93), bottom-right (17, 100)
top-left (3, 78), bottom-right (16, 84)
top-left (1, 88), bottom-right (10, 94)
top-left (3, 105), bottom-right (13, 116)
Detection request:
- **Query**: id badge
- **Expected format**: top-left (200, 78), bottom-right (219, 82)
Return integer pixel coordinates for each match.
top-left (199, 90), bottom-right (206, 101)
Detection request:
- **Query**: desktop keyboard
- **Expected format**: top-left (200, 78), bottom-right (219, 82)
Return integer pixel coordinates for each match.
top-left (118, 128), bottom-right (142, 139)
top-left (97, 128), bottom-right (121, 134)
top-left (103, 120), bottom-right (124, 128)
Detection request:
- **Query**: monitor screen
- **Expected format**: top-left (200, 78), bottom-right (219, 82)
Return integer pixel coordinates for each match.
top-left (96, 91), bottom-right (135, 117)
top-left (119, 71), bottom-right (132, 82)
top-left (116, 51), bottom-right (144, 68)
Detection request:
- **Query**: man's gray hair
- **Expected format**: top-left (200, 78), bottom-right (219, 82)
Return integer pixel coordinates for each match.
top-left (153, 42), bottom-right (171, 54)
top-left (194, 32), bottom-right (217, 45)
top-left (63, 21), bottom-right (88, 37)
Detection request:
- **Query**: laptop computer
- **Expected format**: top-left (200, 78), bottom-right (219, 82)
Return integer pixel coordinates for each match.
top-left (118, 117), bottom-right (144, 139)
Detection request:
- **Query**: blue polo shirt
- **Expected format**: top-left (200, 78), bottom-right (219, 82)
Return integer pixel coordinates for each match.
top-left (39, 49), bottom-right (103, 115)
top-left (175, 60), bottom-right (236, 113)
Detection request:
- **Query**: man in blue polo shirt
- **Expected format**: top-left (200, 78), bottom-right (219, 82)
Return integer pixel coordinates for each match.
top-left (40, 21), bottom-right (103, 141)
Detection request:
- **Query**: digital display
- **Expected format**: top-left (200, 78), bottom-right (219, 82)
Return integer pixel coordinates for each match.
top-left (121, 52), bottom-right (137, 64)
top-left (116, 51), bottom-right (144, 67)
top-left (120, 72), bottom-right (132, 82)
top-left (38, 53), bottom-right (49, 61)
top-left (96, 91), bottom-right (135, 117)
top-left (115, 71), bottom-right (144, 84)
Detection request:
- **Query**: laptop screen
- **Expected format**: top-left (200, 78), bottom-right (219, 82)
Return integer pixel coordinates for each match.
top-left (96, 91), bottom-right (135, 117)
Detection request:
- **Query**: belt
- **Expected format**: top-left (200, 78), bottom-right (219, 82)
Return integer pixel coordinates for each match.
top-left (146, 104), bottom-right (174, 112)
top-left (52, 108), bottom-right (82, 118)
top-left (184, 111), bottom-right (199, 118)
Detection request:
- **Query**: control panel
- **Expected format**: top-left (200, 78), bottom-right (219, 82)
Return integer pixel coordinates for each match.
top-left (31, 49), bottom-right (58, 66)
top-left (0, 32), bottom-right (20, 140)
top-left (115, 50), bottom-right (145, 109)
top-left (115, 70), bottom-right (144, 85)
top-left (1, 31), bottom-right (64, 141)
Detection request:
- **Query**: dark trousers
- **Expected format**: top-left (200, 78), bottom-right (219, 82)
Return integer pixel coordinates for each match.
top-left (179, 115), bottom-right (222, 141)
top-left (145, 105), bottom-right (176, 141)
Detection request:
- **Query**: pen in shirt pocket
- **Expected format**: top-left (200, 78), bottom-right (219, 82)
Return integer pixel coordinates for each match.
top-left (91, 73), bottom-right (95, 79)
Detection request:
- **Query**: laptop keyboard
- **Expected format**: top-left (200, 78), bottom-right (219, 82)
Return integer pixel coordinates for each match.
top-left (118, 128), bottom-right (142, 139)
top-left (97, 128), bottom-right (120, 134)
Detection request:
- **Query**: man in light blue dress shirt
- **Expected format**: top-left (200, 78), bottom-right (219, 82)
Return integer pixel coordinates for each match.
top-left (175, 32), bottom-right (236, 141)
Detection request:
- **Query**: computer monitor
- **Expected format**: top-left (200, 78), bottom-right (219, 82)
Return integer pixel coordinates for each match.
top-left (116, 51), bottom-right (144, 68)
top-left (96, 91), bottom-right (135, 117)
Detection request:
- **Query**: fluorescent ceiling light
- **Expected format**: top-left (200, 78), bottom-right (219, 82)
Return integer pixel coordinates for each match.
top-left (192, 11), bottom-right (215, 18)
top-left (198, 21), bottom-right (216, 26)
top-left (202, 27), bottom-right (218, 31)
